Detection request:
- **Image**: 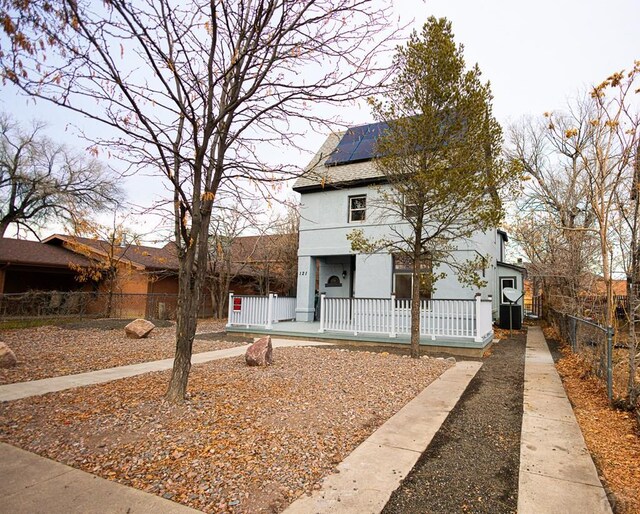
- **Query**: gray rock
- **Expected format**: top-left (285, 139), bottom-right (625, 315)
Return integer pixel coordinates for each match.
top-left (124, 319), bottom-right (155, 339)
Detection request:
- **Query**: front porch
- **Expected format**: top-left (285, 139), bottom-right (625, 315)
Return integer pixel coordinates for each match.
top-left (226, 293), bottom-right (495, 357)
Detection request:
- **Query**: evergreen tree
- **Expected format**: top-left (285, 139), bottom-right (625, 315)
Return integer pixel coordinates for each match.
top-left (349, 17), bottom-right (520, 357)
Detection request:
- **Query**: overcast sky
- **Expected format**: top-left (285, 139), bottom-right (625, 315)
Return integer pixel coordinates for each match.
top-left (1, 0), bottom-right (638, 241)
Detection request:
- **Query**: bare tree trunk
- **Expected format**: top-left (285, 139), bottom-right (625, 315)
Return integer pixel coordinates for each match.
top-left (166, 271), bottom-right (198, 402)
top-left (410, 224), bottom-right (422, 358)
top-left (410, 262), bottom-right (421, 358)
top-left (0, 219), bottom-right (9, 238)
top-left (165, 208), bottom-right (211, 403)
top-left (601, 236), bottom-right (614, 326)
top-left (628, 152), bottom-right (640, 409)
top-left (106, 273), bottom-right (115, 318)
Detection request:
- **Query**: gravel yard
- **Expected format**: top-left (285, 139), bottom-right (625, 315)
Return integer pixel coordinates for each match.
top-left (0, 319), bottom-right (238, 385)
top-left (0, 347), bottom-right (452, 513)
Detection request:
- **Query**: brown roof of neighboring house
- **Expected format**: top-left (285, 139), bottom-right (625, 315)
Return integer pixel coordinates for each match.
top-left (586, 278), bottom-right (627, 297)
top-left (230, 233), bottom-right (295, 263)
top-left (43, 235), bottom-right (180, 272)
top-left (0, 238), bottom-right (92, 268)
top-left (33, 232), bottom-right (296, 276)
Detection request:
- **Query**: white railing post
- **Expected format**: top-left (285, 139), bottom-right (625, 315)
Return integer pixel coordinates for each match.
top-left (226, 293), bottom-right (234, 327)
top-left (353, 298), bottom-right (358, 336)
top-left (474, 293), bottom-right (482, 342)
top-left (430, 299), bottom-right (436, 340)
top-left (389, 294), bottom-right (396, 338)
top-left (318, 293), bottom-right (326, 333)
top-left (272, 293), bottom-right (279, 325)
top-left (266, 293), bottom-right (274, 330)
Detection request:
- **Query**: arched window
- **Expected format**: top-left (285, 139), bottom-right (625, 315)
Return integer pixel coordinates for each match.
top-left (325, 275), bottom-right (342, 287)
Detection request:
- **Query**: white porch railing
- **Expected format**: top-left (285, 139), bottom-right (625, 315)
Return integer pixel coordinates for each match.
top-left (226, 293), bottom-right (296, 329)
top-left (319, 294), bottom-right (493, 343)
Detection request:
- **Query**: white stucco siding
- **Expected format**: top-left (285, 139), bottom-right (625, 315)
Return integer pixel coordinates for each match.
top-left (354, 253), bottom-right (392, 298)
top-left (298, 185), bottom-right (503, 302)
top-left (298, 185), bottom-right (404, 256)
top-left (426, 229), bottom-right (499, 301)
top-left (318, 255), bottom-right (351, 298)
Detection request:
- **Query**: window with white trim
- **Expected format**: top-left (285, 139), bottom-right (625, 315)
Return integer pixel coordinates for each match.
top-left (393, 254), bottom-right (432, 299)
top-left (403, 195), bottom-right (420, 219)
top-left (348, 195), bottom-right (367, 222)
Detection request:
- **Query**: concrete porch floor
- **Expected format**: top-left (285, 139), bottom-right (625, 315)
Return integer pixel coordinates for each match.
top-left (226, 320), bottom-right (493, 358)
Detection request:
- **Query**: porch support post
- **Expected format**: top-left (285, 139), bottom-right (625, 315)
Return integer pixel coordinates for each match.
top-left (318, 293), bottom-right (326, 333)
top-left (266, 293), bottom-right (274, 330)
top-left (226, 293), bottom-right (234, 328)
top-left (295, 256), bottom-right (317, 322)
top-left (473, 293), bottom-right (491, 343)
top-left (389, 294), bottom-right (396, 338)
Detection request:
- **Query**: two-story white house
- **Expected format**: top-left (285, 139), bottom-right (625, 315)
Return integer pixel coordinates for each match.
top-left (293, 122), bottom-right (524, 328)
top-left (227, 121), bottom-right (524, 353)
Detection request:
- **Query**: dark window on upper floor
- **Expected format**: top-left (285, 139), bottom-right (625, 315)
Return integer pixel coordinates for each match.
top-left (349, 195), bottom-right (366, 222)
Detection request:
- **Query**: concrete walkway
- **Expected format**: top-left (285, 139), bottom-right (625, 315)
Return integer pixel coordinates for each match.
top-left (518, 326), bottom-right (612, 513)
top-left (284, 360), bottom-right (483, 514)
top-left (0, 339), bottom-right (332, 402)
top-left (0, 443), bottom-right (200, 513)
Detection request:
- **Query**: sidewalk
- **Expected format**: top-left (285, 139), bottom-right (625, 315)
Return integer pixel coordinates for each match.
top-left (518, 325), bottom-right (612, 513)
top-left (0, 443), bottom-right (200, 513)
top-left (0, 339), bottom-right (332, 402)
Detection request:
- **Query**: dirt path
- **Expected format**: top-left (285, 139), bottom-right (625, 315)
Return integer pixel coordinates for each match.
top-left (383, 332), bottom-right (526, 514)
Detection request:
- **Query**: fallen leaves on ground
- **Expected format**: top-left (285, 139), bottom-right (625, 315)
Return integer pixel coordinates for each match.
top-left (0, 347), bottom-right (452, 513)
top-left (555, 344), bottom-right (640, 514)
top-left (0, 319), bottom-right (233, 384)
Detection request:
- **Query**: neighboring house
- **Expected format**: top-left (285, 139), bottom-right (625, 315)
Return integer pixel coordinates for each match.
top-left (0, 233), bottom-right (293, 319)
top-left (292, 123), bottom-right (524, 324)
top-left (0, 238), bottom-right (93, 293)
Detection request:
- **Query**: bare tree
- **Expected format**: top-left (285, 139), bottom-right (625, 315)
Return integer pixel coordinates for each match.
top-left (245, 205), bottom-right (299, 296)
top-left (509, 64), bottom-right (640, 411)
top-left (68, 213), bottom-right (140, 317)
top-left (270, 204), bottom-right (300, 295)
top-left (583, 67), bottom-right (640, 327)
top-left (207, 208), bottom-right (259, 319)
top-left (0, 114), bottom-right (121, 239)
top-left (1, 0), bottom-right (400, 401)
top-left (507, 110), bottom-right (599, 315)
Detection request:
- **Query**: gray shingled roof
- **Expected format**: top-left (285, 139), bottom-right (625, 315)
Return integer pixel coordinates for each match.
top-left (292, 131), bottom-right (384, 191)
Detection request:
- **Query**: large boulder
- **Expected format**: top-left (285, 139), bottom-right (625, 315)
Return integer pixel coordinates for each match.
top-left (0, 342), bottom-right (17, 368)
top-left (124, 319), bottom-right (156, 339)
top-left (245, 336), bottom-right (273, 367)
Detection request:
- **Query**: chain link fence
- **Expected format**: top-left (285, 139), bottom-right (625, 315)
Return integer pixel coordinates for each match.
top-left (547, 309), bottom-right (640, 411)
top-left (0, 291), bottom-right (213, 321)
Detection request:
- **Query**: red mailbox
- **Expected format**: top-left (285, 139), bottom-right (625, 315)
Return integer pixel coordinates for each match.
top-left (233, 297), bottom-right (242, 311)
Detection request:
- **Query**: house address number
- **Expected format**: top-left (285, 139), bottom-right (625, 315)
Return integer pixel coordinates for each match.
top-left (298, 271), bottom-right (308, 276)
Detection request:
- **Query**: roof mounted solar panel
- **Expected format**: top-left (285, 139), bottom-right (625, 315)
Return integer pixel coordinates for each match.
top-left (349, 137), bottom-right (376, 162)
top-left (325, 140), bottom-right (359, 165)
top-left (325, 121), bottom-right (388, 166)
